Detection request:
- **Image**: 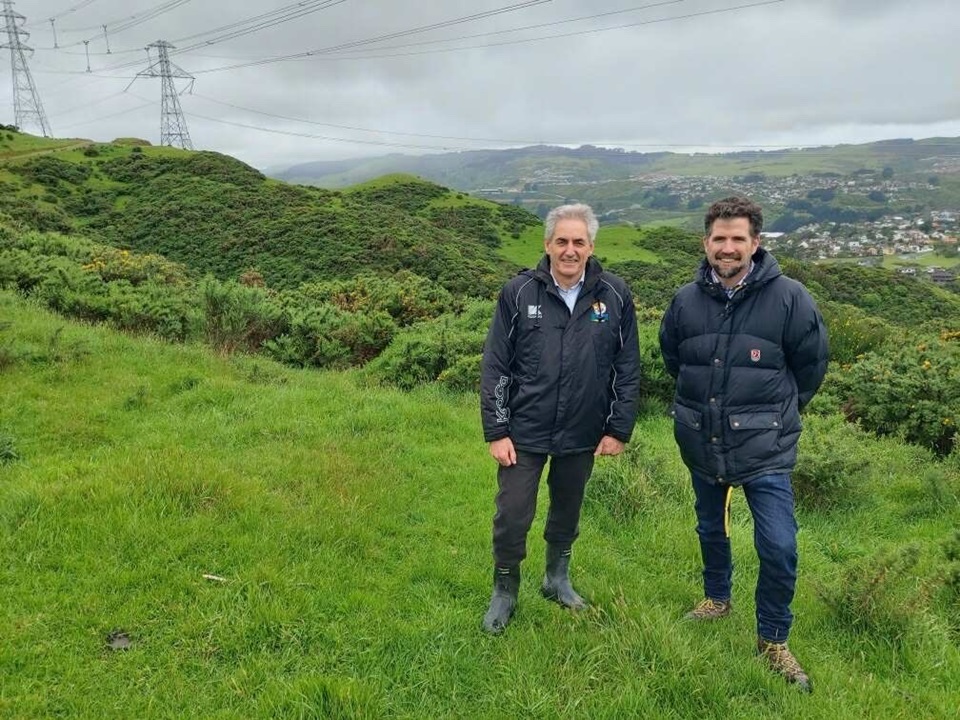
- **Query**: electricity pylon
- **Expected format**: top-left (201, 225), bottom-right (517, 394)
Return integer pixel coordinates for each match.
top-left (129, 40), bottom-right (194, 150)
top-left (1, 0), bottom-right (52, 136)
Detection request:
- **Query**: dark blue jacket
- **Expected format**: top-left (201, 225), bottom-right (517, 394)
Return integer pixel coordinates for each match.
top-left (659, 248), bottom-right (828, 484)
top-left (481, 256), bottom-right (641, 456)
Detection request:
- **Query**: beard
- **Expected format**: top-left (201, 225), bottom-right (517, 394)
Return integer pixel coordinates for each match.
top-left (710, 256), bottom-right (747, 279)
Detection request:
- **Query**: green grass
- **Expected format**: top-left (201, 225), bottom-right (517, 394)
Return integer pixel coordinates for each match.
top-left (1, 292), bottom-right (959, 718)
top-left (499, 224), bottom-right (661, 268)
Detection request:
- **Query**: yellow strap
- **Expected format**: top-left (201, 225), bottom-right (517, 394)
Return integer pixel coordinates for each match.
top-left (723, 485), bottom-right (733, 538)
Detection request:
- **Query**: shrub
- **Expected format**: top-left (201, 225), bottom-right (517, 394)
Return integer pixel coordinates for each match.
top-left (201, 278), bottom-right (286, 354)
top-left (819, 300), bottom-right (894, 365)
top-left (637, 321), bottom-right (673, 407)
top-left (11, 156), bottom-right (92, 187)
top-left (288, 271), bottom-right (454, 327)
top-left (817, 543), bottom-right (926, 643)
top-left (793, 413), bottom-right (873, 510)
top-left (263, 304), bottom-right (395, 369)
top-left (366, 300), bottom-right (492, 390)
top-left (832, 335), bottom-right (960, 456)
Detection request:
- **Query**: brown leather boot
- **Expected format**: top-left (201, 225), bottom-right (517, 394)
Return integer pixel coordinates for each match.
top-left (683, 598), bottom-right (731, 621)
top-left (757, 637), bottom-right (813, 692)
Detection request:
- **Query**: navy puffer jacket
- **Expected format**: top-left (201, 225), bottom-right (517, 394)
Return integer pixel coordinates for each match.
top-left (481, 256), bottom-right (641, 456)
top-left (659, 248), bottom-right (828, 485)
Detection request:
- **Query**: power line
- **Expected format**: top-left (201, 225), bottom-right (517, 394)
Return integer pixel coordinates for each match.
top-left (173, 0), bottom-right (349, 47)
top-left (188, 92), bottom-right (960, 155)
top-left (39, 0), bottom-right (193, 50)
top-left (183, 109), bottom-right (466, 152)
top-left (56, 96), bottom-right (152, 129)
top-left (46, 0), bottom-right (101, 23)
top-left (188, 0), bottom-right (784, 74)
top-left (104, 0), bottom-right (553, 74)
top-left (45, 88), bottom-right (128, 118)
top-left (301, 0), bottom-right (687, 57)
top-left (90, 0), bottom-right (354, 71)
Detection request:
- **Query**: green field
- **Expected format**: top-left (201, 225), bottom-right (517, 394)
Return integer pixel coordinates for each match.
top-left (499, 224), bottom-right (662, 268)
top-left (2, 292), bottom-right (959, 718)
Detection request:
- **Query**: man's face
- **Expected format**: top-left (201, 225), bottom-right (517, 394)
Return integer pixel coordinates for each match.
top-left (545, 218), bottom-right (593, 286)
top-left (703, 217), bottom-right (760, 286)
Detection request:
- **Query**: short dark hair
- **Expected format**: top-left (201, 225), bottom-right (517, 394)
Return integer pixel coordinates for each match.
top-left (704, 196), bottom-right (763, 237)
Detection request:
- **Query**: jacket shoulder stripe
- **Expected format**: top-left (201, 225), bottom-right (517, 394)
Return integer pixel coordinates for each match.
top-left (600, 278), bottom-right (625, 309)
top-left (508, 277), bottom-right (536, 339)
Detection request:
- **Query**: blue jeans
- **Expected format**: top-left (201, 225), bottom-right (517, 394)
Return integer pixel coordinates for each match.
top-left (691, 472), bottom-right (798, 642)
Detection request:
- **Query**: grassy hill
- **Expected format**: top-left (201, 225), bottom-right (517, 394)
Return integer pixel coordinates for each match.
top-left (0, 131), bottom-right (541, 296)
top-left (2, 292), bottom-right (959, 718)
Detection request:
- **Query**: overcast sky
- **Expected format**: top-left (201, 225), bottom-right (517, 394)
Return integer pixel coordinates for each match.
top-left (5, 0), bottom-right (960, 170)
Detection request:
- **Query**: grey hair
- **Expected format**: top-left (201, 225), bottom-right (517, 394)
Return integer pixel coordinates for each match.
top-left (544, 203), bottom-right (599, 244)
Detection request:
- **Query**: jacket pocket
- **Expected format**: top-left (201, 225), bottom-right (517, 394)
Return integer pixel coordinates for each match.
top-left (727, 412), bottom-right (782, 431)
top-left (671, 403), bottom-right (702, 430)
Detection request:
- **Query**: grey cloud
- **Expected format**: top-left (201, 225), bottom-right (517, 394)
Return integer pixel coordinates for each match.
top-left (5, 0), bottom-right (959, 167)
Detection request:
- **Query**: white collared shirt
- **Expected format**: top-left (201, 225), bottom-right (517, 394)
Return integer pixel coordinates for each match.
top-left (551, 272), bottom-right (585, 313)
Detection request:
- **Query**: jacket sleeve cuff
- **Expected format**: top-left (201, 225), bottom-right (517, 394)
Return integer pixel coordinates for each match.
top-left (605, 428), bottom-right (632, 444)
top-left (484, 428), bottom-right (510, 443)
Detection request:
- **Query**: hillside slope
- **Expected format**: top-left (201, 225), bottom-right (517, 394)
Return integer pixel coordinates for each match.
top-left (1, 293), bottom-right (959, 718)
top-left (0, 131), bottom-right (539, 295)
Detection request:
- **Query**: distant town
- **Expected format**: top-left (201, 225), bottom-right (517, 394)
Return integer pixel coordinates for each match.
top-left (488, 167), bottom-right (959, 284)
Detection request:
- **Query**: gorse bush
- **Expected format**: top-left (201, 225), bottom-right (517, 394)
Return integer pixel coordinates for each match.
top-left (817, 543), bottom-right (926, 644)
top-left (819, 300), bottom-right (893, 365)
top-left (793, 413), bottom-right (873, 510)
top-left (833, 335), bottom-right (960, 456)
top-left (289, 271), bottom-right (455, 327)
top-left (1, 231), bottom-right (200, 341)
top-left (637, 321), bottom-right (673, 407)
top-left (264, 304), bottom-right (394, 369)
top-left (201, 278), bottom-right (285, 354)
top-left (366, 300), bottom-right (492, 390)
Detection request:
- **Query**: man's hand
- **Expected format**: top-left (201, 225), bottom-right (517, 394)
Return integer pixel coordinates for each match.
top-left (594, 435), bottom-right (625, 457)
top-left (489, 437), bottom-right (517, 466)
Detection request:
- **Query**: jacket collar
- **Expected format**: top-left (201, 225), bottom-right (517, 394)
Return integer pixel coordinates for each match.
top-left (696, 246), bottom-right (781, 300)
top-left (534, 255), bottom-right (604, 295)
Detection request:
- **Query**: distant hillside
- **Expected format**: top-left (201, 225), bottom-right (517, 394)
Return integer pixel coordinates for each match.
top-left (272, 137), bottom-right (960, 190)
top-left (272, 138), bottom-right (960, 230)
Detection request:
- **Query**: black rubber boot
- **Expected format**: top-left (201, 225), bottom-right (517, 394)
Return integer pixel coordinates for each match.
top-left (541, 545), bottom-right (587, 610)
top-left (482, 566), bottom-right (520, 635)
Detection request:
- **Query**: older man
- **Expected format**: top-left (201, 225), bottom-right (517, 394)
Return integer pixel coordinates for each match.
top-left (660, 196), bottom-right (828, 691)
top-left (479, 203), bottom-right (641, 634)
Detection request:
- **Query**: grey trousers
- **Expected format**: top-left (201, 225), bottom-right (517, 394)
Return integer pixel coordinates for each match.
top-left (492, 450), bottom-right (595, 567)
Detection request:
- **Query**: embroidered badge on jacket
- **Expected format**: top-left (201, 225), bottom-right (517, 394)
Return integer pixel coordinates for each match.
top-left (590, 301), bottom-right (608, 323)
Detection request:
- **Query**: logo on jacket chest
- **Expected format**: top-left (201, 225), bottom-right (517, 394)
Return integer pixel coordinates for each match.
top-left (750, 349), bottom-right (761, 362)
top-left (590, 301), bottom-right (608, 323)
top-left (527, 305), bottom-right (542, 319)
